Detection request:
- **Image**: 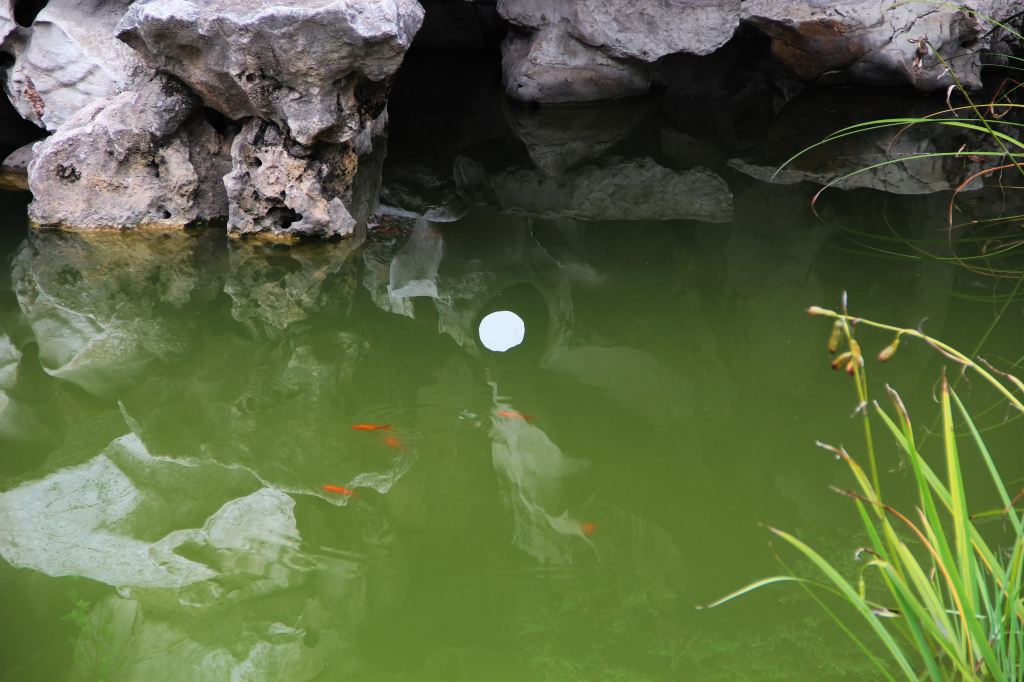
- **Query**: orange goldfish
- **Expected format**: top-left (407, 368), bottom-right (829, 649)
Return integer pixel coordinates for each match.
top-left (323, 484), bottom-right (356, 496)
top-left (580, 521), bottom-right (597, 537)
top-left (496, 410), bottom-right (533, 422)
top-left (382, 435), bottom-right (404, 450)
top-left (352, 424), bottom-right (392, 432)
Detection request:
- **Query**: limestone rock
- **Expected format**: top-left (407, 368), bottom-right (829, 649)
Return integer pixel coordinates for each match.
top-left (0, 330), bottom-right (44, 442)
top-left (0, 431), bottom-right (306, 592)
top-left (0, 0), bottom-right (17, 46)
top-left (117, 0), bottom-right (424, 146)
top-left (0, 451), bottom-right (216, 588)
top-left (497, 0), bottom-right (741, 102)
top-left (498, 0), bottom-right (740, 59)
top-left (502, 25), bottom-right (650, 104)
top-left (224, 119), bottom-right (364, 239)
top-left (4, 0), bottom-right (146, 131)
top-left (742, 0), bottom-right (1019, 91)
top-left (0, 141), bottom-right (32, 191)
top-left (27, 76), bottom-right (232, 229)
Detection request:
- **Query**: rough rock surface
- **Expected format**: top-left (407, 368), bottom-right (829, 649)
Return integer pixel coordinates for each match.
top-left (3, 0), bottom-right (146, 131)
top-left (499, 0), bottom-right (741, 60)
top-left (502, 25), bottom-right (650, 103)
top-left (0, 1), bottom-right (16, 45)
top-left (27, 76), bottom-right (232, 229)
top-left (497, 0), bottom-right (741, 102)
top-left (225, 119), bottom-right (367, 239)
top-left (0, 432), bottom-right (304, 591)
top-left (742, 0), bottom-right (1019, 91)
top-left (117, 0), bottom-right (424, 146)
top-left (0, 141), bottom-right (32, 191)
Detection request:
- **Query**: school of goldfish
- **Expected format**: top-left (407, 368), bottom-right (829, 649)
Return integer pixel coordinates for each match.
top-left (323, 412), bottom-right (596, 536)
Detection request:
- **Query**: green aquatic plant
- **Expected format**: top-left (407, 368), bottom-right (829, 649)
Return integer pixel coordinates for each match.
top-left (703, 302), bottom-right (1024, 681)
top-left (777, 4), bottom-right (1024, 279)
top-left (62, 589), bottom-right (135, 682)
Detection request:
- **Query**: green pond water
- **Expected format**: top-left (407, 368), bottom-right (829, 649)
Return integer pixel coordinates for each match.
top-left (0, 166), bottom-right (1023, 682)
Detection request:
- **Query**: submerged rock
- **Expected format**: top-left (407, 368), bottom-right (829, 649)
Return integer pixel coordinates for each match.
top-left (117, 0), bottom-right (424, 147)
top-left (3, 0), bottom-right (146, 131)
top-left (742, 0), bottom-right (1019, 91)
top-left (0, 331), bottom-right (40, 441)
top-left (497, 0), bottom-right (741, 103)
top-left (0, 431), bottom-right (307, 594)
top-left (0, 451), bottom-right (216, 588)
top-left (26, 76), bottom-right (232, 229)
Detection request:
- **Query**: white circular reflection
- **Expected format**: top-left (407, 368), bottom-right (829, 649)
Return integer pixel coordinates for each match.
top-left (478, 310), bottom-right (525, 352)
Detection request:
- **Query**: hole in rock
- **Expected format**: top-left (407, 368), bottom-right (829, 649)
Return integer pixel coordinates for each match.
top-left (0, 63), bottom-right (45, 157)
top-left (200, 107), bottom-right (233, 135)
top-left (267, 206), bottom-right (302, 230)
top-left (354, 77), bottom-right (391, 119)
top-left (14, 0), bottom-right (48, 28)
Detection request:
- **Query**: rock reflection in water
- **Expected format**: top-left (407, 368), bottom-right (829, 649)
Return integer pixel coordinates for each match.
top-left (729, 90), bottom-right (991, 195)
top-left (11, 229), bottom-right (222, 395)
top-left (0, 177), bottom-right (991, 680)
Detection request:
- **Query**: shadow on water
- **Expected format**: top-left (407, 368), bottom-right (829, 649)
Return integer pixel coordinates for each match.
top-left (2, 56), bottom-right (1024, 681)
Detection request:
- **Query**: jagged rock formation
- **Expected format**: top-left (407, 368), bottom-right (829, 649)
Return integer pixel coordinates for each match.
top-left (497, 0), bottom-right (741, 102)
top-left (111, 0), bottom-right (422, 238)
top-left (223, 116), bottom-right (385, 239)
top-left (27, 75), bottom-right (232, 229)
top-left (117, 0), bottom-right (423, 148)
top-left (224, 119), bottom-right (364, 239)
top-left (742, 0), bottom-right (1020, 91)
top-left (1, 0), bottom-right (146, 131)
top-left (1, 0), bottom-right (1023, 233)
